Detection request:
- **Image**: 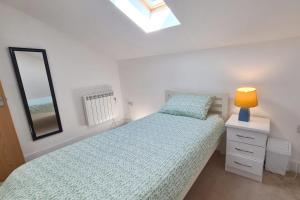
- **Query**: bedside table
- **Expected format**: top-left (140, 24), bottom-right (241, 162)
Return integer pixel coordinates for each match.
top-left (225, 114), bottom-right (270, 182)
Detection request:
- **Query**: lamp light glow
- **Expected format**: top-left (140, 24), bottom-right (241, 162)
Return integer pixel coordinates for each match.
top-left (234, 87), bottom-right (258, 122)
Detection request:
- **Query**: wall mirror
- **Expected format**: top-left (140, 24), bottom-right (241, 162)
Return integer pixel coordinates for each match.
top-left (9, 47), bottom-right (62, 140)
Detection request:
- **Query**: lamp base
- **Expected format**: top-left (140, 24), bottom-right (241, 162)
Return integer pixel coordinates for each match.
top-left (238, 108), bottom-right (250, 122)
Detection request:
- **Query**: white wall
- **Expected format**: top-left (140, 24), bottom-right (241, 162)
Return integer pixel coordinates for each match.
top-left (118, 37), bottom-right (300, 169)
top-left (0, 3), bottom-right (124, 160)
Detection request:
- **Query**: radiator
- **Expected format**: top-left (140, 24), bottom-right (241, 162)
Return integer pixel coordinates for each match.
top-left (83, 91), bottom-right (116, 126)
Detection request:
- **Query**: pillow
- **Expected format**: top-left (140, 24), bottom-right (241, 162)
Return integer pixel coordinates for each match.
top-left (159, 94), bottom-right (215, 119)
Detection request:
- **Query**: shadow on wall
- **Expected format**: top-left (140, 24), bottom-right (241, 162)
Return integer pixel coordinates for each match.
top-left (260, 97), bottom-right (300, 159)
top-left (72, 85), bottom-right (113, 126)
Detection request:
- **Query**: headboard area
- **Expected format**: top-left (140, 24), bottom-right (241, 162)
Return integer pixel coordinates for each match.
top-left (165, 90), bottom-right (229, 120)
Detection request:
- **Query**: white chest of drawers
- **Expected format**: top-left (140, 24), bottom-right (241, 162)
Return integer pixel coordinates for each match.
top-left (225, 114), bottom-right (270, 182)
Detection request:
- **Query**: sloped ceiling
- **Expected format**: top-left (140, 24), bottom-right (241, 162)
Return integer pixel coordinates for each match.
top-left (1, 0), bottom-right (300, 60)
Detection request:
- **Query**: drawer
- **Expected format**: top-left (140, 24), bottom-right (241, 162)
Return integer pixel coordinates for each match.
top-left (227, 128), bottom-right (267, 147)
top-left (226, 154), bottom-right (264, 176)
top-left (227, 141), bottom-right (265, 161)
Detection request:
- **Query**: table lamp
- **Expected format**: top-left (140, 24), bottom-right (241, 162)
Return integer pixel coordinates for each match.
top-left (234, 87), bottom-right (258, 122)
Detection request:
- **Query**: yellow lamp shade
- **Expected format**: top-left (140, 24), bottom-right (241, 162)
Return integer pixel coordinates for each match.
top-left (235, 87), bottom-right (258, 108)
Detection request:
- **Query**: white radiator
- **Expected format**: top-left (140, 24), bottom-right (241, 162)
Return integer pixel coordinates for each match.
top-left (83, 91), bottom-right (116, 126)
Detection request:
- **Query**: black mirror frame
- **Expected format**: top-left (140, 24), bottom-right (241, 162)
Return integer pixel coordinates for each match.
top-left (8, 47), bottom-right (63, 141)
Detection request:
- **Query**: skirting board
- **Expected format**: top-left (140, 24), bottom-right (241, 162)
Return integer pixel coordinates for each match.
top-left (288, 159), bottom-right (300, 173)
top-left (25, 131), bottom-right (99, 161)
top-left (25, 119), bottom-right (124, 161)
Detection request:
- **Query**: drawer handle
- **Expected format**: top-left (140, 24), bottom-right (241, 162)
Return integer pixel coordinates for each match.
top-left (235, 148), bottom-right (254, 154)
top-left (236, 134), bottom-right (255, 140)
top-left (234, 161), bottom-right (252, 168)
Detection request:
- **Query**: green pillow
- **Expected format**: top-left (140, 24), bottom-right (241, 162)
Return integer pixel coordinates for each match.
top-left (159, 94), bottom-right (215, 120)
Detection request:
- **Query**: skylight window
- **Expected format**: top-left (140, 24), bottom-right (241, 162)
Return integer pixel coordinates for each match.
top-left (110, 0), bottom-right (181, 33)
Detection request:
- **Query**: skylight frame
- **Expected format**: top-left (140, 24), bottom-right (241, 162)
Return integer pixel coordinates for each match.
top-left (110, 0), bottom-right (181, 33)
top-left (140, 0), bottom-right (166, 11)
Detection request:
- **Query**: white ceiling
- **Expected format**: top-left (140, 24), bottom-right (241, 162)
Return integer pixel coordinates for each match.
top-left (2, 0), bottom-right (300, 60)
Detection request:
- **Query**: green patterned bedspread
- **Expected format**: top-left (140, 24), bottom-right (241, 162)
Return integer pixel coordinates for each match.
top-left (0, 113), bottom-right (224, 200)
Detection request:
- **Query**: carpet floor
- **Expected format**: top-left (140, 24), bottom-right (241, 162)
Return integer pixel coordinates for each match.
top-left (184, 152), bottom-right (300, 200)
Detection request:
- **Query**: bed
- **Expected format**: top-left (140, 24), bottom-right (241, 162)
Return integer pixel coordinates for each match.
top-left (0, 91), bottom-right (228, 200)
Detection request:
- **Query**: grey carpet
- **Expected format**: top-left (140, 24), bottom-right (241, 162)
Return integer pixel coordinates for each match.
top-left (185, 152), bottom-right (300, 200)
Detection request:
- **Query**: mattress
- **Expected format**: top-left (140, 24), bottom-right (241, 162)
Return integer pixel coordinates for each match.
top-left (0, 113), bottom-right (224, 200)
